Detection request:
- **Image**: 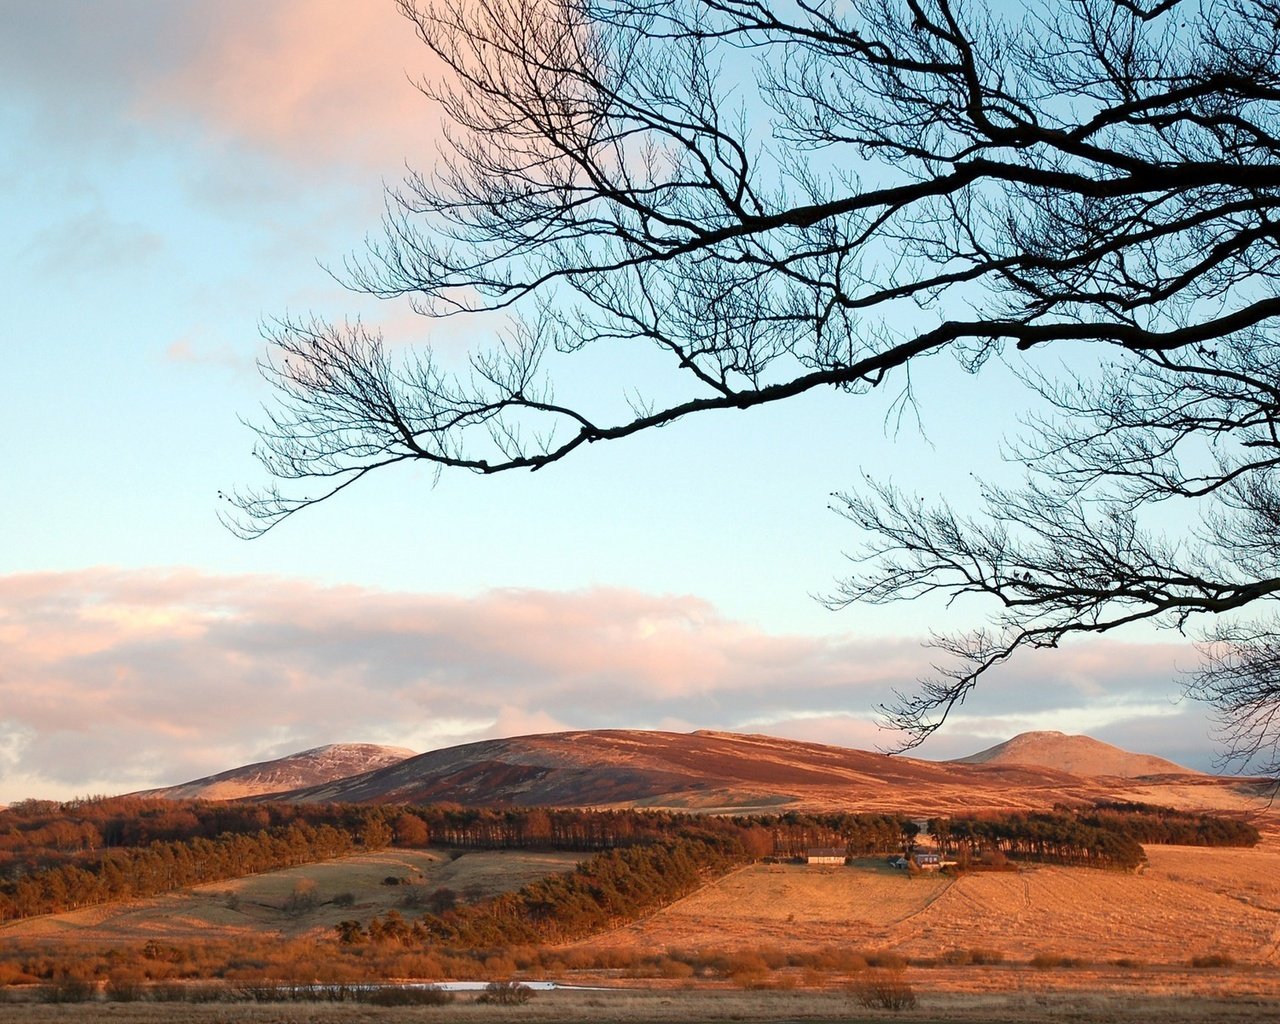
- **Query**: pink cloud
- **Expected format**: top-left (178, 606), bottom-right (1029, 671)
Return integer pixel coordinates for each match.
top-left (0, 569), bottom-right (1218, 802)
top-left (135, 2), bottom-right (441, 171)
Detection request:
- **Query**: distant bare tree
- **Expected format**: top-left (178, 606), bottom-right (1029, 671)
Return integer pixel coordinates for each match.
top-left (231, 0), bottom-right (1280, 771)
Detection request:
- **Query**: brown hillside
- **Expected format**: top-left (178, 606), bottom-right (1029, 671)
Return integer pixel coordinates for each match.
top-left (261, 729), bottom-right (1259, 818)
top-left (136, 743), bottom-right (418, 800)
top-left (954, 730), bottom-right (1198, 778)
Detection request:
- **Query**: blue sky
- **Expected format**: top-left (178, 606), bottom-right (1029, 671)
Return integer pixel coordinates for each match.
top-left (0, 1), bottom-right (1219, 802)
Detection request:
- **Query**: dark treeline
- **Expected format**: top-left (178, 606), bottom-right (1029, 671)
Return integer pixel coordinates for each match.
top-left (929, 811), bottom-right (1148, 870)
top-left (926, 803), bottom-right (1257, 873)
top-left (0, 821), bottom-right (358, 922)
top-left (348, 834), bottom-right (746, 949)
top-left (0, 799), bottom-right (912, 879)
top-left (746, 811), bottom-right (917, 858)
top-left (1077, 802), bottom-right (1260, 847)
top-left (0, 797), bottom-right (374, 874)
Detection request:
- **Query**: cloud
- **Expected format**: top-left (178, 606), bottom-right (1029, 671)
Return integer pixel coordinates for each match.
top-left (22, 207), bottom-right (164, 278)
top-left (0, 1), bottom-right (438, 174)
top-left (0, 569), bottom-right (1220, 802)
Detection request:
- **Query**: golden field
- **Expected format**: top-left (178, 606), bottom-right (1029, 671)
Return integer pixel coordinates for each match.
top-left (580, 845), bottom-right (1280, 968)
top-left (3, 824), bottom-right (1279, 1019)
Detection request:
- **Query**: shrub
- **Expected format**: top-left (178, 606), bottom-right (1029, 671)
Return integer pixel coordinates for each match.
top-left (39, 975), bottom-right (96, 1004)
top-left (1030, 952), bottom-right (1084, 969)
top-left (1190, 953), bottom-right (1236, 968)
top-left (364, 985), bottom-right (454, 1006)
top-left (477, 980), bottom-right (535, 1005)
top-left (104, 972), bottom-right (145, 1002)
top-left (848, 970), bottom-right (917, 1011)
top-left (722, 951), bottom-right (770, 981)
top-left (809, 946), bottom-right (869, 973)
top-left (865, 950), bottom-right (908, 970)
top-left (653, 957), bottom-right (694, 979)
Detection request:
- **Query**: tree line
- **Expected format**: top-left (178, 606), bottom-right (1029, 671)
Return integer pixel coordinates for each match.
top-left (0, 799), bottom-right (912, 878)
top-left (927, 803), bottom-right (1258, 872)
top-left (928, 812), bottom-right (1147, 870)
top-left (1078, 802), bottom-right (1260, 848)
top-left (0, 820), bottom-right (360, 922)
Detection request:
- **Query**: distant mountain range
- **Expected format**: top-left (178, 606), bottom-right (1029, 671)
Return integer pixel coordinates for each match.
top-left (137, 728), bottom-right (1232, 815)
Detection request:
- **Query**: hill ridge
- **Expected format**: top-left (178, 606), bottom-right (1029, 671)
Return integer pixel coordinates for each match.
top-left (953, 730), bottom-right (1198, 778)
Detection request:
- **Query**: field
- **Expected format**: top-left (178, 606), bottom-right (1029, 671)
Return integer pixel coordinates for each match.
top-left (0, 987), bottom-right (1277, 1023)
top-left (0, 848), bottom-right (582, 943)
top-left (579, 845), bottom-right (1280, 969)
top-left (3, 835), bottom-right (1279, 1019)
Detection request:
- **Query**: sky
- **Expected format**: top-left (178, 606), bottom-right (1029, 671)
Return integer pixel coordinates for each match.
top-left (0, 1), bottom-right (1224, 803)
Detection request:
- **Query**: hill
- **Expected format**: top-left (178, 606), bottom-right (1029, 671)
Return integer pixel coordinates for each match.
top-left (136, 743), bottom-right (417, 800)
top-left (261, 728), bottom-right (1239, 815)
top-left (954, 730), bottom-right (1198, 778)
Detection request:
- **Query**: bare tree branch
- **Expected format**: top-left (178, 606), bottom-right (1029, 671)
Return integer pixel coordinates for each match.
top-left (231, 0), bottom-right (1280, 771)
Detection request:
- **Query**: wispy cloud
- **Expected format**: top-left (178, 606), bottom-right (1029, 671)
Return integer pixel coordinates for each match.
top-left (1, 1), bottom-right (437, 174)
top-left (0, 569), bottom-right (1218, 802)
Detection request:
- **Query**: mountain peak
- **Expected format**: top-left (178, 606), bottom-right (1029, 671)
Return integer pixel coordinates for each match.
top-left (136, 742), bottom-right (418, 801)
top-left (953, 730), bottom-right (1197, 778)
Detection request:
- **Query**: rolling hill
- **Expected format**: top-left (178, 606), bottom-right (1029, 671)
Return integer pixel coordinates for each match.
top-left (954, 730), bottom-right (1198, 778)
top-left (136, 729), bottom-right (1259, 818)
top-left (256, 729), bottom-right (1244, 815)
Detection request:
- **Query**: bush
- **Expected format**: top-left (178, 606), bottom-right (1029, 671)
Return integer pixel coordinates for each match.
top-left (1030, 952), bottom-right (1085, 969)
top-left (865, 950), bottom-right (908, 970)
top-left (104, 972), bottom-right (145, 1002)
top-left (809, 946), bottom-right (869, 973)
top-left (1190, 953), bottom-right (1236, 968)
top-left (477, 980), bottom-right (535, 1005)
top-left (848, 970), bottom-right (917, 1011)
top-left (39, 975), bottom-right (96, 1004)
top-left (653, 957), bottom-right (694, 979)
top-left (364, 985), bottom-right (454, 1006)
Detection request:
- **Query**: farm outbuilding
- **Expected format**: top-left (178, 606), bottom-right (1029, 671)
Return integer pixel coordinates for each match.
top-left (805, 848), bottom-right (846, 866)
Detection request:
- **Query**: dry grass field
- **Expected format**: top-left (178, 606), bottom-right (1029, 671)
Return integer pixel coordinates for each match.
top-left (0, 987), bottom-right (1277, 1024)
top-left (4, 831), bottom-right (1279, 1017)
top-left (0, 848), bottom-right (581, 944)
top-left (578, 844), bottom-right (1280, 969)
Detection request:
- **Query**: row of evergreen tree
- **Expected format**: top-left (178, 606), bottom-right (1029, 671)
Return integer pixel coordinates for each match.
top-left (1078, 802), bottom-right (1260, 846)
top-left (1, 799), bottom-right (916, 879)
top-left (0, 821), bottom-right (357, 921)
top-left (926, 803), bottom-right (1256, 872)
top-left (928, 812), bottom-right (1147, 869)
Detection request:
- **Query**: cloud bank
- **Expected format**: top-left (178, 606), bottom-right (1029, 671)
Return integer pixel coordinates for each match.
top-left (0, 569), bottom-right (1218, 802)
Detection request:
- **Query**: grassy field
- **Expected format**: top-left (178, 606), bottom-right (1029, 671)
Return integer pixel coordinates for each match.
top-left (577, 845), bottom-right (1280, 968)
top-left (0, 848), bottom-right (582, 943)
